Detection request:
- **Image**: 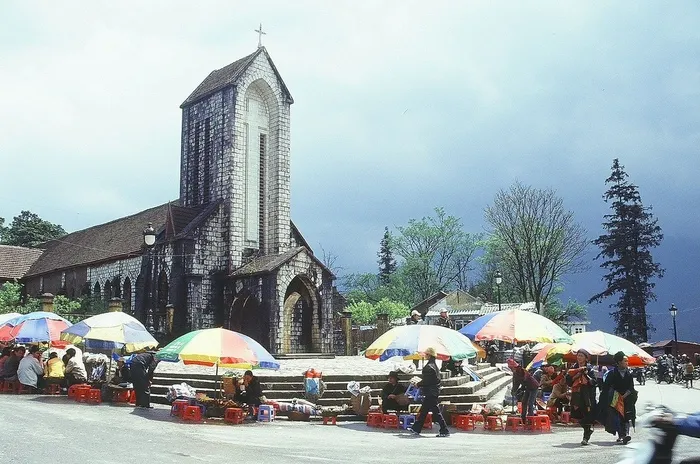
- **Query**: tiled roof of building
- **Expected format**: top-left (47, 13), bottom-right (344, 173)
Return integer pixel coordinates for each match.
top-left (25, 203), bottom-right (174, 277)
top-left (425, 301), bottom-right (537, 318)
top-left (181, 47), bottom-right (293, 107)
top-left (0, 245), bottom-right (44, 280)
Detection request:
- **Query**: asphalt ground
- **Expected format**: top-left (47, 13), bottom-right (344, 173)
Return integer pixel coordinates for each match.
top-left (1, 381), bottom-right (698, 464)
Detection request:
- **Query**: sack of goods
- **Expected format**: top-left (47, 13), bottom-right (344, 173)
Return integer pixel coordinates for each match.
top-left (166, 382), bottom-right (197, 403)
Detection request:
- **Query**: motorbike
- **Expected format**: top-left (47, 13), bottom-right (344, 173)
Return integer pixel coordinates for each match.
top-left (616, 405), bottom-right (697, 464)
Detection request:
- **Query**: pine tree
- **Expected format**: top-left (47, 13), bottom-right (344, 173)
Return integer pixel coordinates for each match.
top-left (377, 226), bottom-right (397, 285)
top-left (590, 159), bottom-right (664, 343)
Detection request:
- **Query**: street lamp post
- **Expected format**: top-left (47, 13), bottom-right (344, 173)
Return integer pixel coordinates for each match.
top-left (495, 270), bottom-right (503, 313)
top-left (143, 222), bottom-right (156, 333)
top-left (669, 304), bottom-right (679, 373)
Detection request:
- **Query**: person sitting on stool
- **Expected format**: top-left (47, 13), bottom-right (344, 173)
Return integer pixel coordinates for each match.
top-left (381, 371), bottom-right (408, 414)
top-left (235, 370), bottom-right (264, 416)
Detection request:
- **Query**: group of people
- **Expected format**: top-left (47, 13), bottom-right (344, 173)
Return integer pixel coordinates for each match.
top-left (656, 353), bottom-right (697, 388)
top-left (508, 350), bottom-right (639, 446)
top-left (0, 344), bottom-right (88, 392)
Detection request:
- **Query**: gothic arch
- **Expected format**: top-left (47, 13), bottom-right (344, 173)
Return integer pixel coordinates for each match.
top-left (122, 277), bottom-right (132, 313)
top-left (93, 282), bottom-right (101, 299)
top-left (282, 275), bottom-right (320, 354)
top-left (103, 280), bottom-right (112, 301)
top-left (227, 292), bottom-right (269, 349)
top-left (112, 276), bottom-right (121, 299)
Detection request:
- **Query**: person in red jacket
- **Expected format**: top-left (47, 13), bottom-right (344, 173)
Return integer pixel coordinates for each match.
top-left (508, 358), bottom-right (540, 423)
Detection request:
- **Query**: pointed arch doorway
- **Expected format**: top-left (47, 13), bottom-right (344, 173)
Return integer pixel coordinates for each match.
top-left (227, 293), bottom-right (270, 350)
top-left (282, 275), bottom-right (320, 354)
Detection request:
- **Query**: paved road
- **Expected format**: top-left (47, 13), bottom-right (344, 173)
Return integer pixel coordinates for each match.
top-left (1, 382), bottom-right (698, 464)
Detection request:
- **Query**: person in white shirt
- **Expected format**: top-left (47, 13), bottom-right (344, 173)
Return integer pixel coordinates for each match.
top-left (64, 348), bottom-right (88, 386)
top-left (18, 346), bottom-right (45, 391)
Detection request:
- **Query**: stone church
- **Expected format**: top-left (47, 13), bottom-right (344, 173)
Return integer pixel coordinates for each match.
top-left (5, 46), bottom-right (340, 354)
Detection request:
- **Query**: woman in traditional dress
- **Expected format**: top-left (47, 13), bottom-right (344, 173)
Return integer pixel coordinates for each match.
top-left (566, 349), bottom-right (598, 445)
top-left (601, 351), bottom-right (637, 445)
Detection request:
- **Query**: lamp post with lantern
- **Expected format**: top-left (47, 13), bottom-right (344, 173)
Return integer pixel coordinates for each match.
top-left (669, 303), bottom-right (679, 375)
top-left (495, 270), bottom-right (503, 313)
top-left (143, 222), bottom-right (156, 333)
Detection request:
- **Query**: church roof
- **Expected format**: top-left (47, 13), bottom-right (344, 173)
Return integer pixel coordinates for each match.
top-left (231, 246), bottom-right (333, 278)
top-left (181, 47), bottom-right (294, 107)
top-left (0, 245), bottom-right (44, 280)
top-left (25, 203), bottom-right (173, 277)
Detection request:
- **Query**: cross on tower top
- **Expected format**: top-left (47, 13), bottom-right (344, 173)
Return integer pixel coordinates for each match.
top-left (255, 23), bottom-right (266, 48)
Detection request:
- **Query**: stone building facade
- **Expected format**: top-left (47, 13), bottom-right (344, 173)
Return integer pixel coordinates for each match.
top-left (17, 47), bottom-right (339, 354)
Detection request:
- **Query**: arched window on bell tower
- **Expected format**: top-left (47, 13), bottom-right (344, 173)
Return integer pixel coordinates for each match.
top-left (243, 84), bottom-right (269, 251)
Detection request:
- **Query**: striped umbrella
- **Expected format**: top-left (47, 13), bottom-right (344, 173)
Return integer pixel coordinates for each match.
top-left (0, 313), bottom-right (21, 326)
top-left (459, 309), bottom-right (573, 344)
top-left (572, 331), bottom-right (655, 366)
top-left (526, 343), bottom-right (574, 369)
top-left (364, 325), bottom-right (478, 362)
top-left (61, 311), bottom-right (158, 353)
top-left (156, 328), bottom-right (279, 370)
top-left (0, 311), bottom-right (72, 343)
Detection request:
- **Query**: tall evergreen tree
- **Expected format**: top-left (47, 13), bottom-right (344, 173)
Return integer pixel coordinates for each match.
top-left (589, 159), bottom-right (664, 343)
top-left (377, 226), bottom-right (397, 285)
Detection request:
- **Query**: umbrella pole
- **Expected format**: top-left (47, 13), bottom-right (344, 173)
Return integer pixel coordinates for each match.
top-left (215, 364), bottom-right (220, 398)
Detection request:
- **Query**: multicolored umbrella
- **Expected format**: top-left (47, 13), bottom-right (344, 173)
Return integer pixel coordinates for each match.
top-left (156, 328), bottom-right (279, 370)
top-left (61, 311), bottom-right (158, 353)
top-left (458, 309), bottom-right (574, 344)
top-left (0, 311), bottom-right (72, 343)
top-left (572, 331), bottom-right (655, 366)
top-left (0, 312), bottom-right (21, 326)
top-left (526, 343), bottom-right (574, 369)
top-left (364, 325), bottom-right (478, 362)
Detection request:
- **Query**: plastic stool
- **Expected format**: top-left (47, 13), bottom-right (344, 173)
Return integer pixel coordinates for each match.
top-left (46, 383), bottom-right (62, 395)
top-left (322, 416), bottom-right (337, 425)
top-left (183, 405), bottom-right (202, 422)
top-left (224, 408), bottom-right (244, 424)
top-left (454, 414), bottom-right (476, 431)
top-left (171, 399), bottom-right (190, 417)
top-left (468, 412), bottom-right (484, 423)
top-left (560, 411), bottom-right (571, 423)
top-left (506, 416), bottom-right (522, 431)
top-left (399, 414), bottom-right (416, 430)
top-left (367, 412), bottom-right (383, 427)
top-left (527, 415), bottom-right (551, 432)
top-left (75, 386), bottom-right (91, 403)
top-left (17, 383), bottom-right (32, 394)
top-left (113, 390), bottom-right (130, 403)
top-left (382, 414), bottom-right (399, 429)
top-left (422, 412), bottom-right (433, 429)
top-left (257, 404), bottom-right (275, 422)
top-left (129, 390), bottom-right (136, 404)
top-left (87, 389), bottom-right (102, 404)
top-left (485, 416), bottom-right (504, 431)
top-left (68, 384), bottom-right (89, 399)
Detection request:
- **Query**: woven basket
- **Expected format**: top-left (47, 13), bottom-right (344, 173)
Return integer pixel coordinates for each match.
top-left (287, 411), bottom-right (311, 421)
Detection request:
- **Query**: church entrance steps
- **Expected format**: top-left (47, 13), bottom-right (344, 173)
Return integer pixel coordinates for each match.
top-left (272, 353), bottom-right (336, 359)
top-left (150, 363), bottom-right (511, 411)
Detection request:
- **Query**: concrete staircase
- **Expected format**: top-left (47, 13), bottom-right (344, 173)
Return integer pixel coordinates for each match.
top-left (151, 363), bottom-right (511, 415)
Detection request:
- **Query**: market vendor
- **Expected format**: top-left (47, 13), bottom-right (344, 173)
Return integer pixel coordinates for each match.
top-left (381, 371), bottom-right (408, 414)
top-left (64, 348), bottom-right (88, 386)
top-left (45, 352), bottom-right (65, 385)
top-left (235, 370), bottom-right (264, 413)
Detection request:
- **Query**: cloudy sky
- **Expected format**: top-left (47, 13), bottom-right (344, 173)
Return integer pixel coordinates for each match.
top-left (2, 1), bottom-right (699, 341)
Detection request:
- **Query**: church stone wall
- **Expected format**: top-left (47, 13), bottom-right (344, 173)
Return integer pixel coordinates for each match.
top-left (86, 257), bottom-right (142, 310)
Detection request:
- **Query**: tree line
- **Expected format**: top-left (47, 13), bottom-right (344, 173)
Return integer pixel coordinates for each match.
top-left (342, 160), bottom-right (664, 343)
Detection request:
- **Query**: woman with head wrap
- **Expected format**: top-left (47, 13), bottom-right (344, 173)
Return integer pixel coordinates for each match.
top-left (600, 351), bottom-right (637, 445)
top-left (566, 349), bottom-right (598, 445)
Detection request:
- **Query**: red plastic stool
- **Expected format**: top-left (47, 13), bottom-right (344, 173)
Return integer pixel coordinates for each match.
top-left (171, 400), bottom-right (191, 417)
top-left (560, 411), bottom-right (571, 423)
top-left (367, 412), bottom-right (383, 427)
top-left (485, 416), bottom-right (504, 431)
top-left (87, 389), bottom-right (102, 404)
top-left (454, 415), bottom-right (476, 431)
top-left (46, 383), bottom-right (62, 395)
top-left (2, 381), bottom-right (18, 393)
top-left (527, 415), bottom-right (551, 432)
top-left (382, 414), bottom-right (399, 429)
top-left (224, 407), bottom-right (244, 424)
top-left (75, 386), bottom-right (91, 403)
top-left (322, 416), bottom-right (337, 425)
top-left (546, 407), bottom-right (558, 420)
top-left (68, 384), bottom-right (89, 399)
top-left (183, 405), bottom-right (202, 422)
top-left (468, 412), bottom-right (484, 423)
top-left (113, 390), bottom-right (130, 403)
top-left (506, 416), bottom-right (523, 431)
top-left (16, 383), bottom-right (32, 394)
top-left (422, 412), bottom-right (433, 429)
top-left (129, 390), bottom-right (136, 404)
